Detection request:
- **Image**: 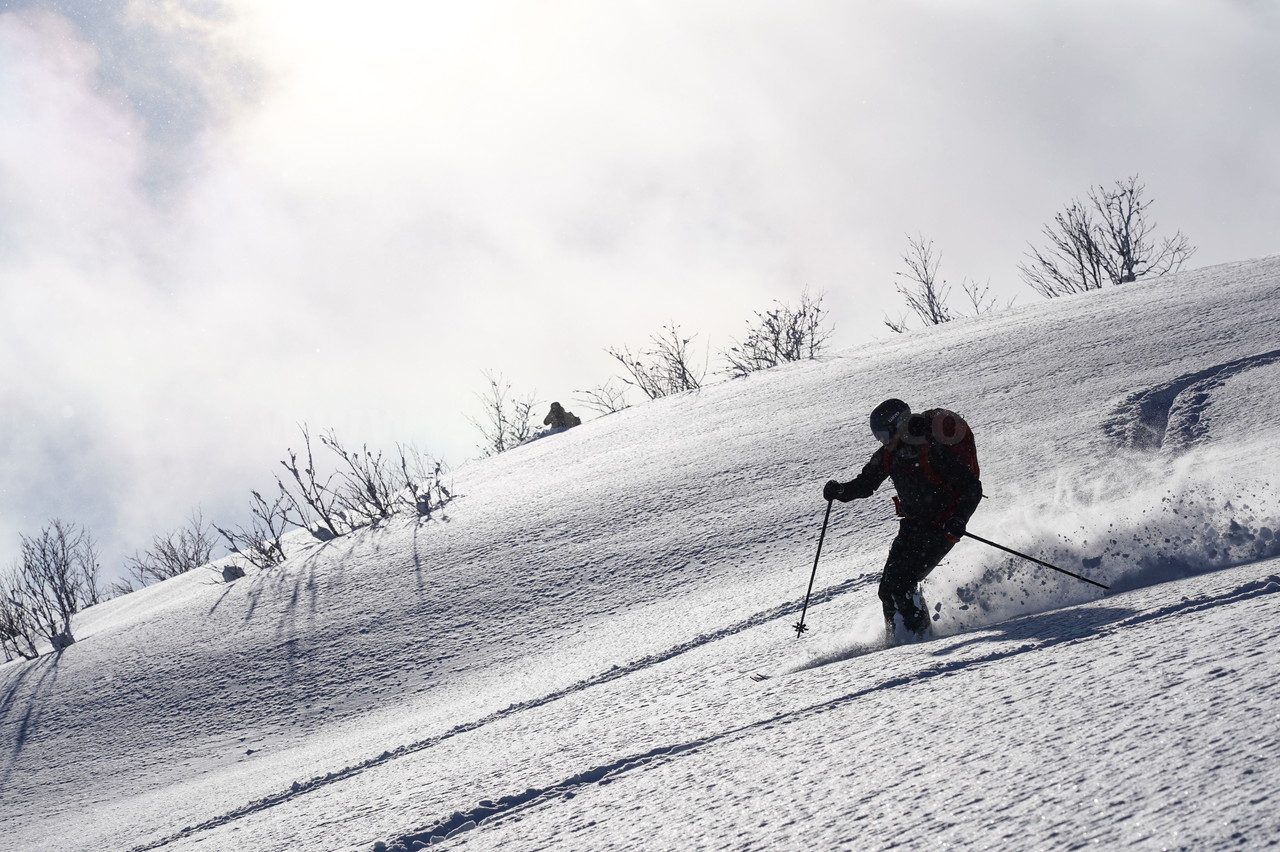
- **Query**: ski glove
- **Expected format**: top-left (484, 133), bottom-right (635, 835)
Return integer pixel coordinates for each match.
top-left (942, 516), bottom-right (967, 544)
top-left (823, 480), bottom-right (844, 502)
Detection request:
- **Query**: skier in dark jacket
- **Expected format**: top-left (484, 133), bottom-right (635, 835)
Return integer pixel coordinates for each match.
top-left (824, 398), bottom-right (983, 639)
top-left (543, 402), bottom-right (581, 430)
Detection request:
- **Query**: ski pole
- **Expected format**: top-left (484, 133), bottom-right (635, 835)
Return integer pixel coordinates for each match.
top-left (963, 531), bottom-right (1109, 590)
top-left (794, 499), bottom-right (834, 637)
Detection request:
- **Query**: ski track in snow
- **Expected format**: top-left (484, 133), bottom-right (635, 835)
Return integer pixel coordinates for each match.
top-left (384, 571), bottom-right (1280, 849)
top-left (1102, 348), bottom-right (1280, 452)
top-left (128, 562), bottom-right (1280, 851)
top-left (127, 515), bottom-right (1280, 850)
top-left (121, 574), bottom-right (874, 852)
top-left (129, 561), bottom-right (1280, 851)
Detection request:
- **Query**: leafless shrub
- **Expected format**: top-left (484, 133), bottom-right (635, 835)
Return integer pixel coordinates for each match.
top-left (962, 279), bottom-right (999, 316)
top-left (214, 489), bottom-right (291, 576)
top-left (317, 433), bottom-right (453, 522)
top-left (1020, 175), bottom-right (1197, 298)
top-left (122, 510), bottom-right (219, 588)
top-left (214, 424), bottom-right (456, 577)
top-left (0, 520), bottom-right (103, 655)
top-left (574, 379), bottom-right (629, 416)
top-left (223, 427), bottom-right (457, 573)
top-left (401, 449), bottom-right (454, 521)
top-left (886, 236), bottom-right (1009, 332)
top-left (108, 577), bottom-right (136, 598)
top-left (318, 430), bottom-right (403, 526)
top-left (278, 425), bottom-right (348, 540)
top-left (723, 290), bottom-right (832, 378)
top-left (276, 427), bottom-right (389, 534)
top-left (469, 371), bottom-right (538, 456)
top-left (888, 236), bottom-right (953, 332)
top-left (882, 313), bottom-right (911, 335)
top-left (607, 322), bottom-right (705, 400)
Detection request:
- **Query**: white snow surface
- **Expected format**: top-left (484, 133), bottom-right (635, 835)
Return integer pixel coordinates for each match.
top-left (4, 257), bottom-right (1280, 851)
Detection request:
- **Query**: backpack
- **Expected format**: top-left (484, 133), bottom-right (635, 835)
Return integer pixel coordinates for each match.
top-left (884, 408), bottom-right (980, 481)
top-left (919, 408), bottom-right (979, 480)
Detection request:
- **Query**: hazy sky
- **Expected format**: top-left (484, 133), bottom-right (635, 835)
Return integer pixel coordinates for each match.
top-left (2, 0), bottom-right (1278, 580)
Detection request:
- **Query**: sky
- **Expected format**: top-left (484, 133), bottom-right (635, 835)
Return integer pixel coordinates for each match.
top-left (2, 0), bottom-right (1279, 581)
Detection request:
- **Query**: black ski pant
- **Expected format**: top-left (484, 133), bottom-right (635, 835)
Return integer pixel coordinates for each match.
top-left (879, 518), bottom-right (956, 635)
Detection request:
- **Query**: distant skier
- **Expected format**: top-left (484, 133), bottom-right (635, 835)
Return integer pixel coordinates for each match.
top-left (543, 402), bottom-right (582, 431)
top-left (823, 398), bottom-right (983, 640)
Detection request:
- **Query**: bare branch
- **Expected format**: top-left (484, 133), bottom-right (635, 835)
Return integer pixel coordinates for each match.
top-left (468, 371), bottom-right (539, 456)
top-left (1021, 176), bottom-right (1196, 298)
top-left (0, 574), bottom-right (39, 660)
top-left (900, 235), bottom-right (954, 326)
top-left (883, 313), bottom-right (910, 334)
top-left (608, 322), bottom-right (706, 399)
top-left (2, 520), bottom-right (103, 654)
top-left (400, 449), bottom-right (454, 520)
top-left (574, 379), bottom-right (629, 416)
top-left (961, 278), bottom-right (1004, 316)
top-left (278, 424), bottom-right (349, 539)
top-left (123, 510), bottom-right (220, 587)
top-left (214, 489), bottom-right (291, 575)
top-left (722, 289), bottom-right (832, 377)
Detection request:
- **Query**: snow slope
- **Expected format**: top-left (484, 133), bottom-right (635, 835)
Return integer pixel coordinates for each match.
top-left (3, 256), bottom-right (1280, 851)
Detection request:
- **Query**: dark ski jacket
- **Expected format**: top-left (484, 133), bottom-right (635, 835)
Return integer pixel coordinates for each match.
top-left (833, 437), bottom-right (983, 527)
top-left (543, 403), bottom-right (581, 429)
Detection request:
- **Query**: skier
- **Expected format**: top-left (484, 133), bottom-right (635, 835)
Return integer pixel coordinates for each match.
top-left (823, 398), bottom-right (983, 640)
top-left (543, 402), bottom-right (582, 430)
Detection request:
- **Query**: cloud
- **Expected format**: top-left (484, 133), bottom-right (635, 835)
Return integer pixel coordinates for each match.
top-left (2, 0), bottom-right (1280, 580)
top-left (2, 0), bottom-right (259, 159)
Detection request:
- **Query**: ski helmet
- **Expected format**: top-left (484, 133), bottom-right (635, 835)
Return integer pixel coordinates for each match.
top-left (870, 398), bottom-right (911, 443)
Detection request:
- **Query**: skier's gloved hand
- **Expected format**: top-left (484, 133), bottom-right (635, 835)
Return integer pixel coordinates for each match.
top-left (942, 516), bottom-right (967, 543)
top-left (823, 480), bottom-right (844, 502)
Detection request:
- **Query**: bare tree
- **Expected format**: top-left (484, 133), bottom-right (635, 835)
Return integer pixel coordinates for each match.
top-left (400, 449), bottom-right (454, 521)
top-left (607, 322), bottom-right (706, 400)
top-left (4, 520), bottom-right (103, 652)
top-left (215, 489), bottom-right (291, 576)
top-left (276, 424), bottom-right (454, 536)
top-left (79, 533), bottom-right (104, 608)
top-left (1019, 199), bottom-right (1106, 297)
top-left (886, 235), bottom-right (1009, 332)
top-left (228, 423), bottom-right (459, 567)
top-left (574, 379), bottom-right (629, 416)
top-left (470, 371), bottom-right (538, 456)
top-left (961, 278), bottom-right (999, 316)
top-left (122, 510), bottom-right (219, 588)
top-left (723, 289), bottom-right (833, 378)
top-left (1093, 176), bottom-right (1197, 284)
top-left (1020, 175), bottom-right (1197, 298)
top-left (215, 423), bottom-right (459, 578)
top-left (888, 236), bottom-right (954, 332)
top-left (318, 429), bottom-right (404, 526)
top-left (278, 425), bottom-right (348, 540)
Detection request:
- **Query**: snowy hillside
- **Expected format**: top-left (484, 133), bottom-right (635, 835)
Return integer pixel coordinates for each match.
top-left (3, 256), bottom-right (1280, 851)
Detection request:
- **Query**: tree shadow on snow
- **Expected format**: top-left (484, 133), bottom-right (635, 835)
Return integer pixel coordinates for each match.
top-left (0, 652), bottom-right (64, 787)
